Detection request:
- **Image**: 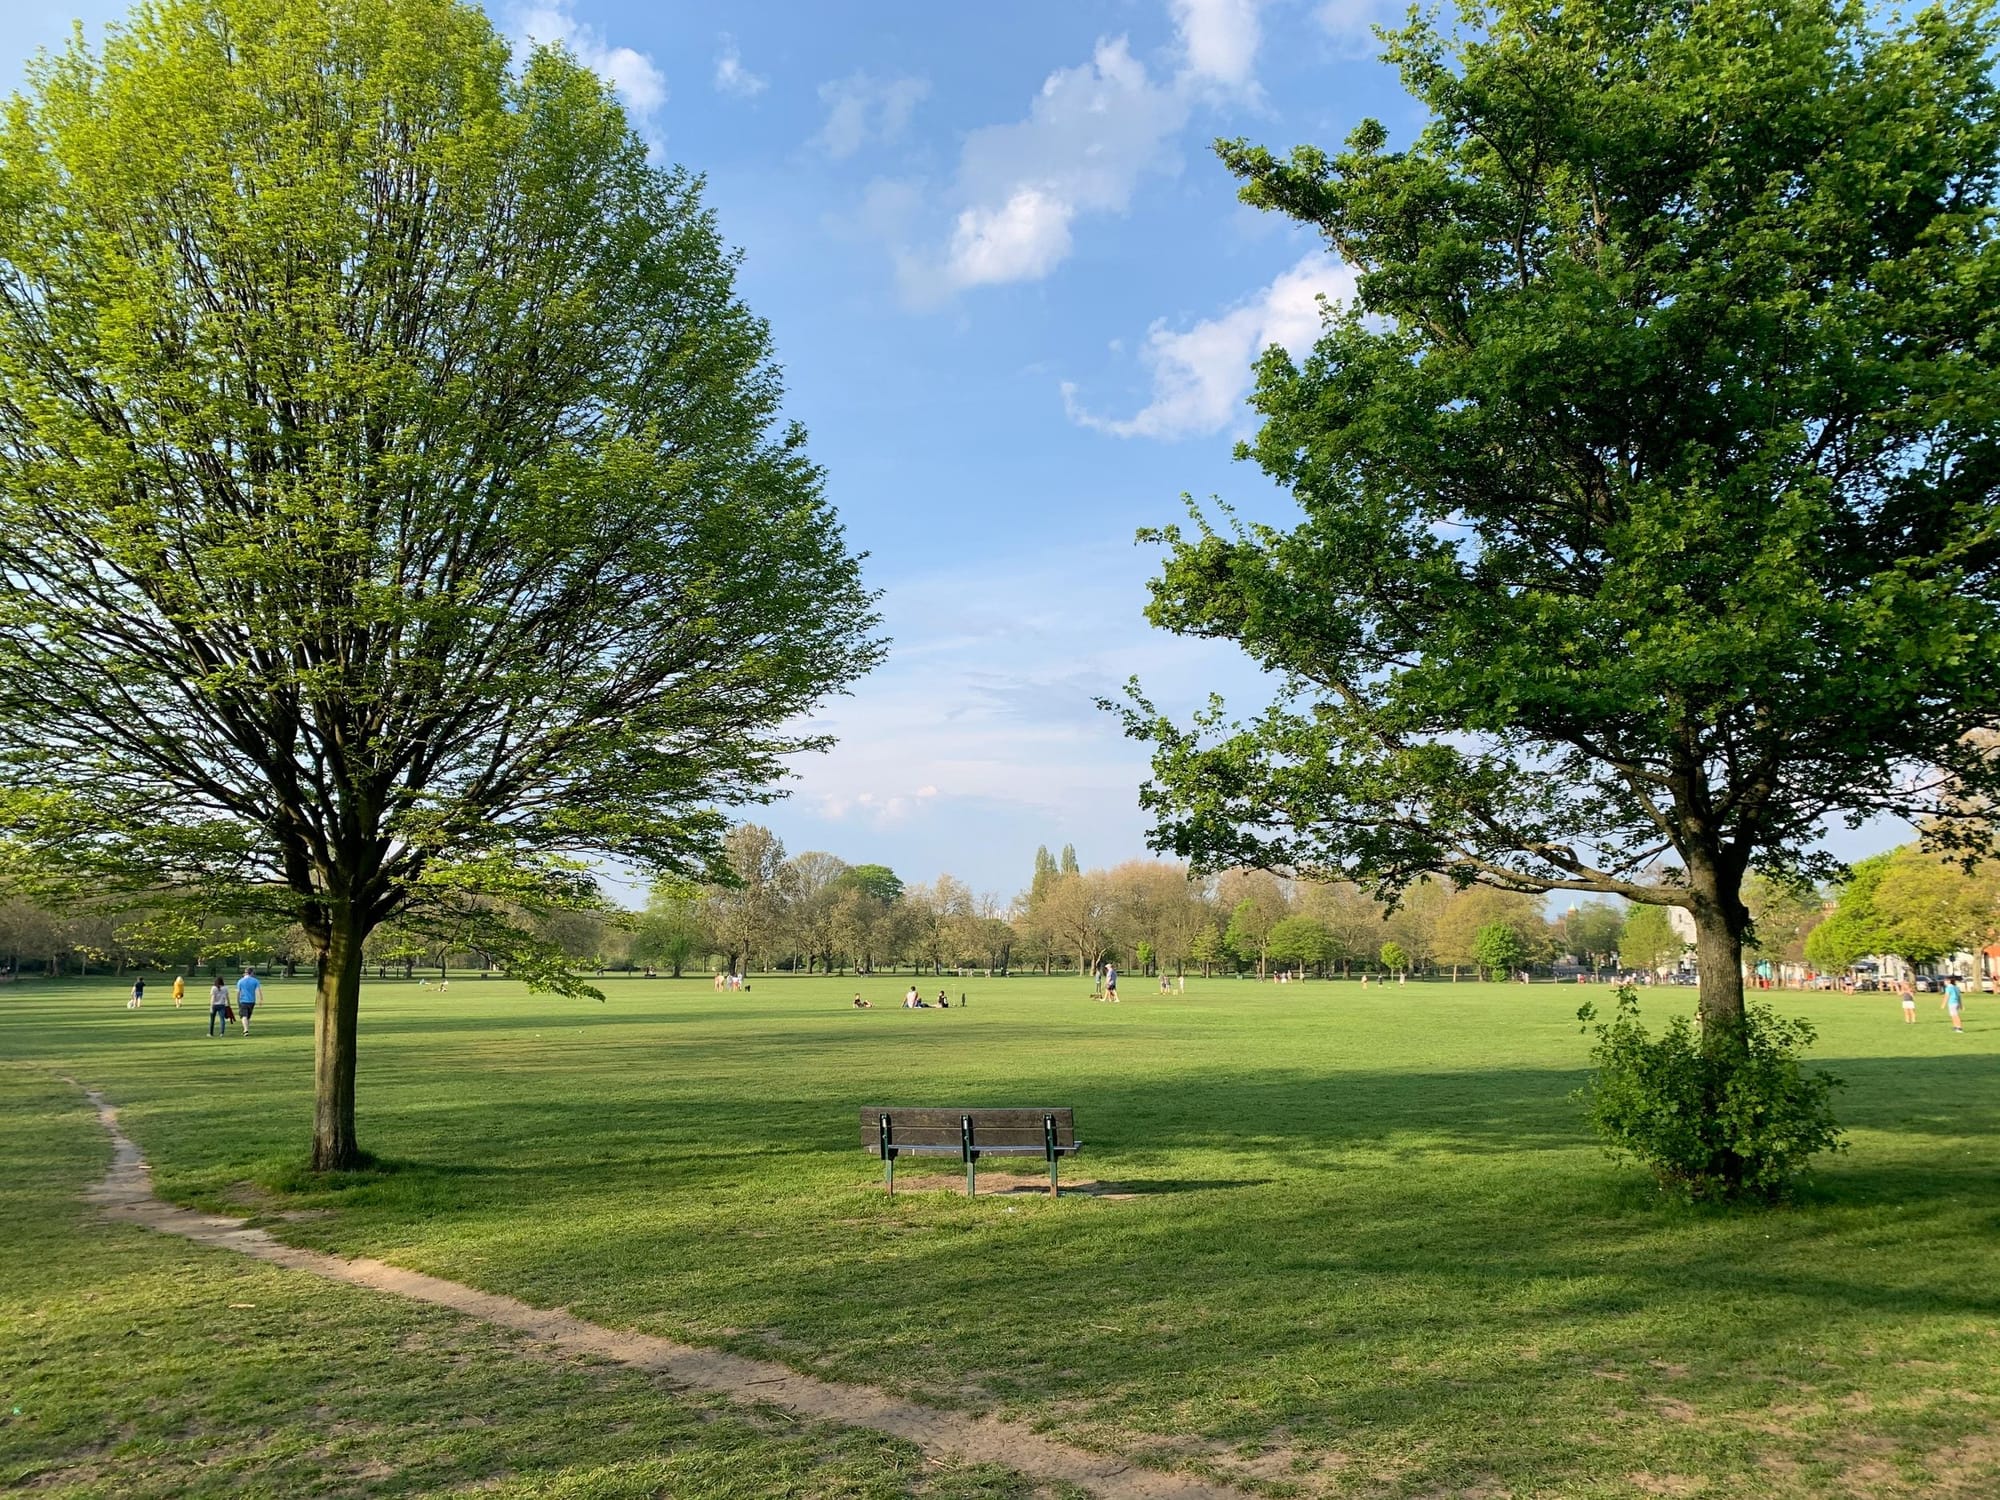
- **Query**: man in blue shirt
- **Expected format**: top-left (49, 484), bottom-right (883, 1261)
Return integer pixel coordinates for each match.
top-left (236, 968), bottom-right (262, 1033)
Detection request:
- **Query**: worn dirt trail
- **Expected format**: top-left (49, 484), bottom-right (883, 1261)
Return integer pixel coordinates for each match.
top-left (71, 1082), bottom-right (1250, 1500)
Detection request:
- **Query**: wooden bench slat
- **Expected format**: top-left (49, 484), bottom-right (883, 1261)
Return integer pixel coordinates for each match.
top-left (859, 1106), bottom-right (1078, 1155)
top-left (864, 1152), bottom-right (1072, 1160)
top-left (862, 1107), bottom-right (1074, 1130)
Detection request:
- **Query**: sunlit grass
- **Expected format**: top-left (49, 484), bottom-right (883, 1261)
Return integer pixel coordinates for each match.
top-left (4, 970), bottom-right (1997, 1496)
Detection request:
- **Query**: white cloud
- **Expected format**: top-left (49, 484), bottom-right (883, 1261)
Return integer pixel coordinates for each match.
top-left (814, 72), bottom-right (930, 159)
top-left (1171, 0), bottom-right (1263, 89)
top-left (887, 37), bottom-right (1186, 301)
top-left (512, 2), bottom-right (666, 120)
top-left (946, 189), bottom-right (1078, 288)
top-left (1314, 0), bottom-right (1393, 56)
top-left (713, 36), bottom-right (767, 98)
top-left (1063, 253), bottom-right (1355, 440)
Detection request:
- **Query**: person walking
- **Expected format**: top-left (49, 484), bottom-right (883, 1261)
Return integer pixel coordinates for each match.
top-left (1945, 975), bottom-right (1965, 1032)
top-left (127, 976), bottom-right (145, 1009)
top-left (235, 968), bottom-right (262, 1033)
top-left (1900, 976), bottom-right (1917, 1024)
top-left (171, 973), bottom-right (186, 1009)
top-left (208, 976), bottom-right (231, 1036)
top-left (1104, 964), bottom-right (1118, 1003)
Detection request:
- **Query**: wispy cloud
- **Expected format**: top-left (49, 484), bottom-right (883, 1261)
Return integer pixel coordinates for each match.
top-left (511, 1), bottom-right (667, 120)
top-left (712, 35), bottom-right (767, 98)
top-left (1063, 253), bottom-right (1354, 439)
top-left (1314, 0), bottom-right (1395, 57)
top-left (814, 72), bottom-right (930, 158)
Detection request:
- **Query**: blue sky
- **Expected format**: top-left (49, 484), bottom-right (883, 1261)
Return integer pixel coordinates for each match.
top-left (2, 0), bottom-right (1905, 903)
top-left (7, 0), bottom-right (1422, 901)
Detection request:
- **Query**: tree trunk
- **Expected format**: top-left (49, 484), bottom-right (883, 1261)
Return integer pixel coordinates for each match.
top-left (311, 915), bottom-right (367, 1172)
top-left (1686, 856), bottom-right (1749, 1044)
top-left (1690, 900), bottom-right (1747, 1040)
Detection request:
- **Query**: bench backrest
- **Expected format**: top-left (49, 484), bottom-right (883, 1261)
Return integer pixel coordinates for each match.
top-left (861, 1106), bottom-right (1076, 1155)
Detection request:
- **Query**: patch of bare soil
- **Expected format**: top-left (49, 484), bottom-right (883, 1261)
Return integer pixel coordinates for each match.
top-left (1625, 1474), bottom-right (1707, 1497)
top-left (67, 1079), bottom-right (1249, 1500)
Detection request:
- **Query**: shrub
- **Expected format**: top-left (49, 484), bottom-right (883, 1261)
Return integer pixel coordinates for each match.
top-left (1576, 988), bottom-right (1845, 1202)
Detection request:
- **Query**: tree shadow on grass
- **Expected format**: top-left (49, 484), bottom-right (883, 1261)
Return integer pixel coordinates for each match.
top-left (1105, 1178), bottom-right (1275, 1194)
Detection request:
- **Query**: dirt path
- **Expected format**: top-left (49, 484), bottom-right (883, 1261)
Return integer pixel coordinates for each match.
top-left (71, 1083), bottom-right (1252, 1500)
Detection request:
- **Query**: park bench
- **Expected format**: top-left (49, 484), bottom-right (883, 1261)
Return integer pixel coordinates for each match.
top-left (861, 1106), bottom-right (1080, 1197)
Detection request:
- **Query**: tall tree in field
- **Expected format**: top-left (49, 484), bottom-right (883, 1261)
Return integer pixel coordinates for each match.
top-left (1298, 880), bottom-right (1386, 976)
top-left (1436, 887), bottom-right (1547, 976)
top-left (779, 851), bottom-right (849, 973)
top-left (1029, 846), bottom-right (1060, 906)
top-left (1121, 0), bottom-right (2000, 1060)
top-left (1619, 903), bottom-right (1687, 975)
top-left (0, 0), bottom-right (881, 1169)
top-left (1035, 870), bottom-right (1114, 979)
top-left (1805, 847), bottom-right (1994, 971)
top-left (706, 826), bottom-right (791, 979)
top-left (1556, 901), bottom-right (1628, 974)
top-left (634, 882), bottom-right (707, 979)
top-left (1385, 877), bottom-right (1450, 974)
top-left (846, 864), bottom-right (905, 906)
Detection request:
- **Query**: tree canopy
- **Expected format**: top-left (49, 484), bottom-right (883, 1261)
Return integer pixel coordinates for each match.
top-left (1120, 0), bottom-right (2000, 1041)
top-left (0, 0), bottom-right (881, 1167)
top-left (1805, 847), bottom-right (1996, 969)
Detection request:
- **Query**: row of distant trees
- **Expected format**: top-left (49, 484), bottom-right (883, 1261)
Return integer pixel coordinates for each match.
top-left (612, 829), bottom-right (1641, 982)
top-left (561, 839), bottom-right (2000, 984)
top-left (8, 835), bottom-right (1985, 986)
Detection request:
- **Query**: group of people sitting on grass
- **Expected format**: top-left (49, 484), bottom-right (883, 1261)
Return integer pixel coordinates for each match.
top-left (849, 987), bottom-right (957, 1009)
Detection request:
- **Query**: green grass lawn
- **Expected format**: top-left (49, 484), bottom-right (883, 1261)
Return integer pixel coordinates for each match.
top-left (4, 971), bottom-right (1998, 1497)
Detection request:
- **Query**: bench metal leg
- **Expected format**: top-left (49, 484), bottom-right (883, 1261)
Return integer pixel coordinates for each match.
top-left (1045, 1113), bottom-right (1060, 1198)
top-left (886, 1155), bottom-right (895, 1196)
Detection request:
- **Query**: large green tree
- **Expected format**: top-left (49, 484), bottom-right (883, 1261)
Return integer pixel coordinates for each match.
top-left (1804, 846), bottom-right (1993, 970)
top-left (1121, 0), bottom-right (2000, 1053)
top-left (0, 0), bottom-right (880, 1169)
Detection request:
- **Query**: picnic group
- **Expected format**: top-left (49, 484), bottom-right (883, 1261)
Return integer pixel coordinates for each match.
top-left (850, 986), bottom-right (961, 1010)
top-left (123, 968), bottom-right (264, 1036)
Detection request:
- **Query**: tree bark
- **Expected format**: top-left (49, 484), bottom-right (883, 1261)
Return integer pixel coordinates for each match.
top-left (311, 914), bottom-right (366, 1172)
top-left (1686, 852), bottom-right (1749, 1044)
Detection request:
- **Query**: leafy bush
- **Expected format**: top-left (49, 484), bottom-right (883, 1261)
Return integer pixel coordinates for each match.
top-left (1576, 988), bottom-right (1845, 1202)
